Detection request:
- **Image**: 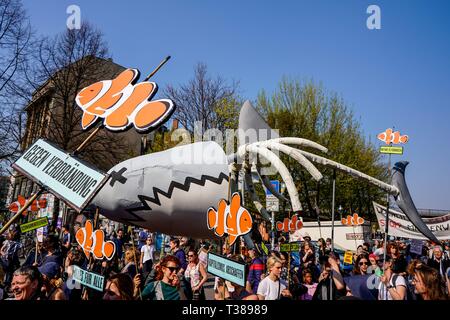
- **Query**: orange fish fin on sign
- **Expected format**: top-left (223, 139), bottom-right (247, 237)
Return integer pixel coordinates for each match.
top-left (207, 207), bottom-right (218, 230)
top-left (104, 82), bottom-right (155, 129)
top-left (228, 234), bottom-right (238, 246)
top-left (18, 195), bottom-right (26, 207)
top-left (92, 230), bottom-right (105, 259)
top-left (276, 221), bottom-right (283, 232)
top-left (134, 100), bottom-right (174, 132)
top-left (103, 240), bottom-right (116, 260)
top-left (400, 135), bottom-right (408, 144)
top-left (81, 112), bottom-right (98, 130)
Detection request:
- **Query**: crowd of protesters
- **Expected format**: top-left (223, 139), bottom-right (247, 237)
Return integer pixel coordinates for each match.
top-left (0, 221), bottom-right (449, 301)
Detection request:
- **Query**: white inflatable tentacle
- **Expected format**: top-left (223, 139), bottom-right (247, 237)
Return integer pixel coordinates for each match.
top-left (238, 144), bottom-right (303, 212)
top-left (257, 141), bottom-right (323, 181)
top-left (242, 165), bottom-right (271, 221)
top-left (264, 137), bottom-right (328, 154)
top-left (255, 166), bottom-right (289, 202)
top-left (297, 150), bottom-right (400, 195)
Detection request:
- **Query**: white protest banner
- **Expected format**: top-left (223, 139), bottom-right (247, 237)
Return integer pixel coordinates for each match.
top-left (373, 202), bottom-right (450, 240)
top-left (12, 139), bottom-right (108, 212)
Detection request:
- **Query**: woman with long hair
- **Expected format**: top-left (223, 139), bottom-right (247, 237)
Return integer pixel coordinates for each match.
top-left (103, 273), bottom-right (134, 300)
top-left (121, 248), bottom-right (140, 280)
top-left (410, 262), bottom-right (447, 300)
top-left (141, 255), bottom-right (186, 300)
top-left (184, 250), bottom-right (208, 300)
top-left (352, 254), bottom-right (370, 275)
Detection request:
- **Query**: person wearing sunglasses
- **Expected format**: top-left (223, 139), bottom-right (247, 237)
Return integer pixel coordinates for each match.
top-left (410, 262), bottom-right (447, 300)
top-left (352, 254), bottom-right (370, 275)
top-left (141, 255), bottom-right (186, 300)
top-left (184, 250), bottom-right (208, 300)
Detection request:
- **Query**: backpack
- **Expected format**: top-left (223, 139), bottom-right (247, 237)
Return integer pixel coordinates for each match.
top-left (392, 274), bottom-right (416, 300)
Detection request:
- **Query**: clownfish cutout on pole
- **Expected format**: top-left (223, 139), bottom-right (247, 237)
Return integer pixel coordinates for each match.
top-left (207, 193), bottom-right (253, 246)
top-left (341, 213), bottom-right (365, 226)
top-left (276, 214), bottom-right (303, 233)
top-left (76, 220), bottom-right (116, 260)
top-left (9, 195), bottom-right (47, 216)
top-left (75, 68), bottom-right (175, 133)
top-left (377, 128), bottom-right (408, 145)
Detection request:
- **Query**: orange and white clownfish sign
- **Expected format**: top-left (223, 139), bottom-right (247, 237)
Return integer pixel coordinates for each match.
top-left (75, 68), bottom-right (175, 133)
top-left (207, 193), bottom-right (253, 246)
top-left (76, 220), bottom-right (116, 260)
top-left (9, 195), bottom-right (47, 216)
top-left (276, 214), bottom-right (303, 233)
top-left (341, 213), bottom-right (365, 226)
top-left (377, 128), bottom-right (408, 145)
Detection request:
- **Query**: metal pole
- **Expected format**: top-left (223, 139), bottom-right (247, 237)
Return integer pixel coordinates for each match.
top-left (129, 228), bottom-right (142, 300)
top-left (271, 211), bottom-right (275, 251)
top-left (330, 169), bottom-right (336, 300)
top-left (382, 152), bottom-right (392, 300)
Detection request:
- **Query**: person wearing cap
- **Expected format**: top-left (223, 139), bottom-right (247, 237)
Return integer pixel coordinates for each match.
top-left (246, 247), bottom-right (265, 294)
top-left (367, 253), bottom-right (382, 275)
top-left (39, 262), bottom-right (66, 300)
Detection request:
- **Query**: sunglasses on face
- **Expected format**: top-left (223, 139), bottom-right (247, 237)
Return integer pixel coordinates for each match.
top-left (165, 266), bottom-right (180, 273)
top-left (187, 254), bottom-right (195, 257)
top-left (359, 261), bottom-right (369, 266)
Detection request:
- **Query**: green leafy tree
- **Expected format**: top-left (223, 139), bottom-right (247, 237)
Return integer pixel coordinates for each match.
top-left (257, 77), bottom-right (387, 222)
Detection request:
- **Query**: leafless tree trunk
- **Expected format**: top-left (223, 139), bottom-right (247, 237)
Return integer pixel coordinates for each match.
top-left (164, 62), bottom-right (240, 134)
top-left (0, 0), bottom-right (31, 166)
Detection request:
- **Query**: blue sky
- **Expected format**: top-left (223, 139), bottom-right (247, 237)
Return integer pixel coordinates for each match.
top-left (22, 0), bottom-right (450, 210)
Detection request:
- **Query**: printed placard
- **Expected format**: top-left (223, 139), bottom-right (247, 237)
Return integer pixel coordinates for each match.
top-left (20, 217), bottom-right (49, 233)
top-left (379, 146), bottom-right (403, 155)
top-left (12, 139), bottom-right (108, 212)
top-left (344, 251), bottom-right (353, 264)
top-left (72, 265), bottom-right (105, 292)
top-left (207, 252), bottom-right (246, 287)
top-left (280, 243), bottom-right (300, 252)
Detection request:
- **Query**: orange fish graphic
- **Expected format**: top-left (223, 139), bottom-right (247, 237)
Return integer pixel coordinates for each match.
top-left (9, 195), bottom-right (47, 216)
top-left (276, 214), bottom-right (303, 233)
top-left (377, 128), bottom-right (408, 145)
top-left (75, 220), bottom-right (116, 260)
top-left (341, 213), bottom-right (365, 226)
top-left (207, 193), bottom-right (253, 246)
top-left (75, 68), bottom-right (175, 133)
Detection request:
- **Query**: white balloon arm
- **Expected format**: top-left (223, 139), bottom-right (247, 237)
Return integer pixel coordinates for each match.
top-left (255, 166), bottom-right (289, 202)
top-left (263, 137), bottom-right (328, 154)
top-left (298, 150), bottom-right (400, 195)
top-left (257, 141), bottom-right (323, 181)
top-left (243, 171), bottom-right (272, 221)
top-left (238, 144), bottom-right (303, 212)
